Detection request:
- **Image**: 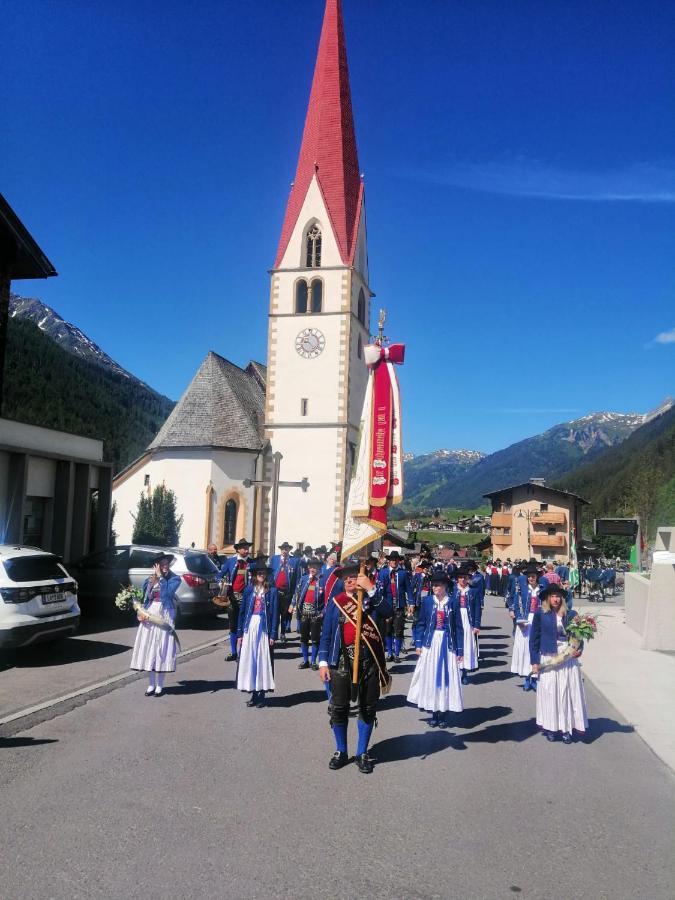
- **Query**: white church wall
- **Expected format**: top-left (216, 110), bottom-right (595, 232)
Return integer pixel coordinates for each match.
top-left (278, 175), bottom-right (343, 270)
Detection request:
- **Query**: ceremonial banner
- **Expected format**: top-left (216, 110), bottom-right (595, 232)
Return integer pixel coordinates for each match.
top-left (341, 342), bottom-right (405, 559)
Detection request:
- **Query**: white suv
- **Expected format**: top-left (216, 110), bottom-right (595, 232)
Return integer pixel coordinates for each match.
top-left (0, 546), bottom-right (80, 648)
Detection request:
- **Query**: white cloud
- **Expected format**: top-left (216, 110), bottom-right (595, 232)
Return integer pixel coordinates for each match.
top-left (399, 159), bottom-right (675, 203)
top-left (654, 327), bottom-right (675, 345)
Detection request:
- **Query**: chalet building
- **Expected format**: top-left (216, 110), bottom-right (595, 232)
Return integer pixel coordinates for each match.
top-left (485, 479), bottom-right (588, 562)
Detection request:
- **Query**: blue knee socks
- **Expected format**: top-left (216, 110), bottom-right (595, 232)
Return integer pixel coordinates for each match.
top-left (384, 636), bottom-right (392, 655)
top-left (332, 724), bottom-right (348, 753)
top-left (310, 645), bottom-right (318, 665)
top-left (357, 720), bottom-right (374, 755)
top-left (393, 638), bottom-right (401, 657)
top-left (229, 633), bottom-right (237, 655)
top-left (301, 643), bottom-right (309, 664)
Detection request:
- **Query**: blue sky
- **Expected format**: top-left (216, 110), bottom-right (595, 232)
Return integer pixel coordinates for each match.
top-left (3, 0), bottom-right (674, 454)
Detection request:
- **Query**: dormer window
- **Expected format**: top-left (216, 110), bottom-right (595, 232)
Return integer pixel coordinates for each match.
top-left (306, 224), bottom-right (322, 267)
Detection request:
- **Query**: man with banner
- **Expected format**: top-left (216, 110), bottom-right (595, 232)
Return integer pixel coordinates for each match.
top-left (318, 560), bottom-right (392, 773)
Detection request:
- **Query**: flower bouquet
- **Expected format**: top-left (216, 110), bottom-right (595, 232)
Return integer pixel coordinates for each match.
top-left (539, 614), bottom-right (598, 671)
top-left (115, 586), bottom-right (144, 612)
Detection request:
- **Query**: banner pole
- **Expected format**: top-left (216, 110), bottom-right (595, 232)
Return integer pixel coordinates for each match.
top-left (351, 558), bottom-right (366, 695)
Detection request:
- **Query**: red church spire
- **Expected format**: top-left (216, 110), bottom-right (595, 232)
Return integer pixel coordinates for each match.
top-left (274, 0), bottom-right (363, 268)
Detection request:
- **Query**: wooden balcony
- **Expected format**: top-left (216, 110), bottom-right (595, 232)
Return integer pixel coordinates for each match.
top-left (492, 532), bottom-right (512, 546)
top-left (531, 533), bottom-right (566, 548)
top-left (532, 511), bottom-right (567, 526)
top-left (491, 512), bottom-right (513, 528)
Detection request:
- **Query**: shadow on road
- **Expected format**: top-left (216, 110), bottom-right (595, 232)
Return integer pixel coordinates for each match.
top-left (475, 658), bottom-right (506, 669)
top-left (0, 737), bottom-right (59, 748)
top-left (582, 717), bottom-right (636, 744)
top-left (455, 705), bottom-right (513, 730)
top-left (470, 670), bottom-right (516, 686)
top-left (372, 730), bottom-right (466, 763)
top-left (463, 718), bottom-right (539, 744)
top-left (478, 642), bottom-right (510, 651)
top-left (265, 689), bottom-right (327, 707)
top-left (164, 679), bottom-right (235, 695)
top-left (1, 638), bottom-right (130, 670)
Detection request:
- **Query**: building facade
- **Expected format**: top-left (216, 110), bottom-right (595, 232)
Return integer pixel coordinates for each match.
top-left (485, 480), bottom-right (587, 562)
top-left (263, 0), bottom-right (372, 547)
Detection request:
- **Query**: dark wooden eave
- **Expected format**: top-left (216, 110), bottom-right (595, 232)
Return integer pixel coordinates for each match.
top-left (0, 193), bottom-right (57, 279)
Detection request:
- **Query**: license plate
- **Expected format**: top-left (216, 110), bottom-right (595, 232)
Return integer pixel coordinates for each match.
top-left (42, 592), bottom-right (63, 604)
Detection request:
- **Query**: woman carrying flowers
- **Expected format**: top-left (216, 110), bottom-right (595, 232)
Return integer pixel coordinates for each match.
top-left (529, 583), bottom-right (589, 743)
top-left (130, 552), bottom-right (181, 696)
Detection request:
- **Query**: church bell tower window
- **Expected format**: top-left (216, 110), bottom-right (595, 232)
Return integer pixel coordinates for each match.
top-left (310, 279), bottom-right (323, 313)
top-left (357, 288), bottom-right (366, 325)
top-left (306, 224), bottom-right (322, 267)
top-left (295, 279), bottom-right (308, 314)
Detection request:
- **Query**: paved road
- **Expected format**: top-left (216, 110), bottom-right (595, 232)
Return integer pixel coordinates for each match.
top-left (1, 597), bottom-right (673, 900)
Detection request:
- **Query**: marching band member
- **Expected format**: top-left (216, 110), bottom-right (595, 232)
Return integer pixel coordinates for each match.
top-left (269, 541), bottom-right (299, 643)
top-left (407, 571), bottom-right (463, 727)
top-left (130, 552), bottom-right (180, 696)
top-left (377, 550), bottom-right (413, 663)
top-left (509, 565), bottom-right (540, 691)
top-left (220, 538), bottom-right (253, 662)
top-left (530, 583), bottom-right (588, 743)
top-left (318, 561), bottom-right (392, 774)
top-left (236, 559), bottom-right (279, 708)
top-left (451, 565), bottom-right (480, 685)
top-left (293, 557), bottom-right (325, 669)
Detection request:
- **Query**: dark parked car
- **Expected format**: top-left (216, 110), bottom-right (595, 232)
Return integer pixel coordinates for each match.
top-left (70, 545), bottom-right (221, 618)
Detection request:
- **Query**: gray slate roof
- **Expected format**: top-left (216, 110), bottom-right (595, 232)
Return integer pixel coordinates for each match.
top-left (149, 351), bottom-right (265, 452)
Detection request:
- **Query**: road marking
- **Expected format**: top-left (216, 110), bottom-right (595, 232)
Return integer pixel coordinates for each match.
top-left (0, 635), bottom-right (228, 727)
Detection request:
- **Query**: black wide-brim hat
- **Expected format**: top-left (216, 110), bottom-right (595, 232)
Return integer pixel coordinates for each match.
top-left (250, 556), bottom-right (271, 574)
top-left (234, 538), bottom-right (252, 550)
top-left (454, 567), bottom-right (473, 579)
top-left (151, 551), bottom-right (175, 565)
top-left (429, 571), bottom-right (450, 585)
top-left (523, 565), bottom-right (540, 576)
top-left (308, 557), bottom-right (322, 568)
top-left (387, 550), bottom-right (403, 561)
top-left (278, 541), bottom-right (293, 551)
top-left (336, 560), bottom-right (360, 578)
top-left (539, 583), bottom-right (568, 601)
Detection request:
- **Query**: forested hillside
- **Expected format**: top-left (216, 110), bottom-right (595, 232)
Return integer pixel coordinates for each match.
top-left (554, 404), bottom-right (675, 538)
top-left (4, 317), bottom-right (174, 472)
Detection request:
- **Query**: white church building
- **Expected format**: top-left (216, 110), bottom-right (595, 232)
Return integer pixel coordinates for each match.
top-left (113, 0), bottom-right (373, 554)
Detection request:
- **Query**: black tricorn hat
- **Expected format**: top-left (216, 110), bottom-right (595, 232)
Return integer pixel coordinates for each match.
top-left (234, 538), bottom-right (252, 550)
top-left (539, 582), bottom-right (568, 601)
top-left (151, 551), bottom-right (175, 566)
top-left (278, 541), bottom-right (293, 551)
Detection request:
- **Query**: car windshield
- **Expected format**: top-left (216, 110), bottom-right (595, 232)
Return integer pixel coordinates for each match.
top-left (184, 552), bottom-right (219, 576)
top-left (3, 555), bottom-right (67, 583)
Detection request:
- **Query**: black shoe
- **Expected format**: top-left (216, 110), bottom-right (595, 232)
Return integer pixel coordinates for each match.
top-left (298, 661), bottom-right (310, 669)
top-left (544, 730), bottom-right (557, 742)
top-left (561, 732), bottom-right (573, 744)
top-left (461, 675), bottom-right (469, 685)
top-left (386, 654), bottom-right (394, 662)
top-left (246, 695), bottom-right (257, 707)
top-left (356, 752), bottom-right (373, 774)
top-left (393, 656), bottom-right (401, 664)
top-left (328, 751), bottom-right (349, 770)
top-left (226, 653), bottom-right (238, 662)
top-left (256, 696), bottom-right (266, 708)
top-left (429, 715), bottom-right (440, 728)
top-left (311, 663), bottom-right (319, 671)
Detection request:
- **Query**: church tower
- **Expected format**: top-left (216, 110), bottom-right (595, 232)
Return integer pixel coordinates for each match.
top-left (264, 0), bottom-right (372, 548)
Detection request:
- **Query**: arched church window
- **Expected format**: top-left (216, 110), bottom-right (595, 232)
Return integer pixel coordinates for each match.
top-left (295, 279), bottom-right (308, 314)
top-left (310, 279), bottom-right (323, 313)
top-left (224, 498), bottom-right (237, 545)
top-left (306, 224), bottom-right (322, 268)
top-left (357, 288), bottom-right (366, 325)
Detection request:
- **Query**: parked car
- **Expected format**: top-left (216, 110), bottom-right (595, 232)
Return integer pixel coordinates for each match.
top-left (0, 545), bottom-right (80, 648)
top-left (70, 545), bottom-right (222, 619)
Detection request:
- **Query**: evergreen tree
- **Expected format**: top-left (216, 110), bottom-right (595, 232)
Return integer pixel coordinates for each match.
top-left (131, 486), bottom-right (183, 546)
top-left (132, 493), bottom-right (155, 544)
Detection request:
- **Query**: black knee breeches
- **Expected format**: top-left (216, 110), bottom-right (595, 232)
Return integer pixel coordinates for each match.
top-left (329, 660), bottom-right (380, 726)
top-left (300, 616), bottom-right (322, 645)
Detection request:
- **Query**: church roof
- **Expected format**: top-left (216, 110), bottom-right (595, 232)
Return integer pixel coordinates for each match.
top-left (149, 351), bottom-right (265, 452)
top-left (274, 0), bottom-right (362, 268)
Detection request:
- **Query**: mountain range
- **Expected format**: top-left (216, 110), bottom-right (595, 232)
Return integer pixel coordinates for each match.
top-left (5, 294), bottom-right (673, 535)
top-left (402, 402), bottom-right (673, 512)
top-left (5, 294), bottom-right (174, 472)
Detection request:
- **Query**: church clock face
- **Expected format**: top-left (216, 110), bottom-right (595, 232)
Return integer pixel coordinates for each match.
top-left (295, 327), bottom-right (326, 359)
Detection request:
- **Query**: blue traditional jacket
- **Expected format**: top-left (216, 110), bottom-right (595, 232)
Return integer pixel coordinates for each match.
top-left (142, 574), bottom-right (180, 615)
top-left (451, 584), bottom-right (482, 628)
top-left (318, 587), bottom-right (392, 667)
top-left (411, 569), bottom-right (431, 607)
top-left (293, 572), bottom-right (326, 615)
top-left (220, 555), bottom-right (252, 591)
top-left (529, 608), bottom-right (581, 665)
top-left (320, 565), bottom-right (343, 603)
top-left (269, 554), bottom-right (299, 594)
top-left (413, 592), bottom-right (463, 653)
top-left (511, 577), bottom-right (539, 621)
top-left (237, 584), bottom-right (279, 640)
top-left (377, 566), bottom-right (413, 610)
